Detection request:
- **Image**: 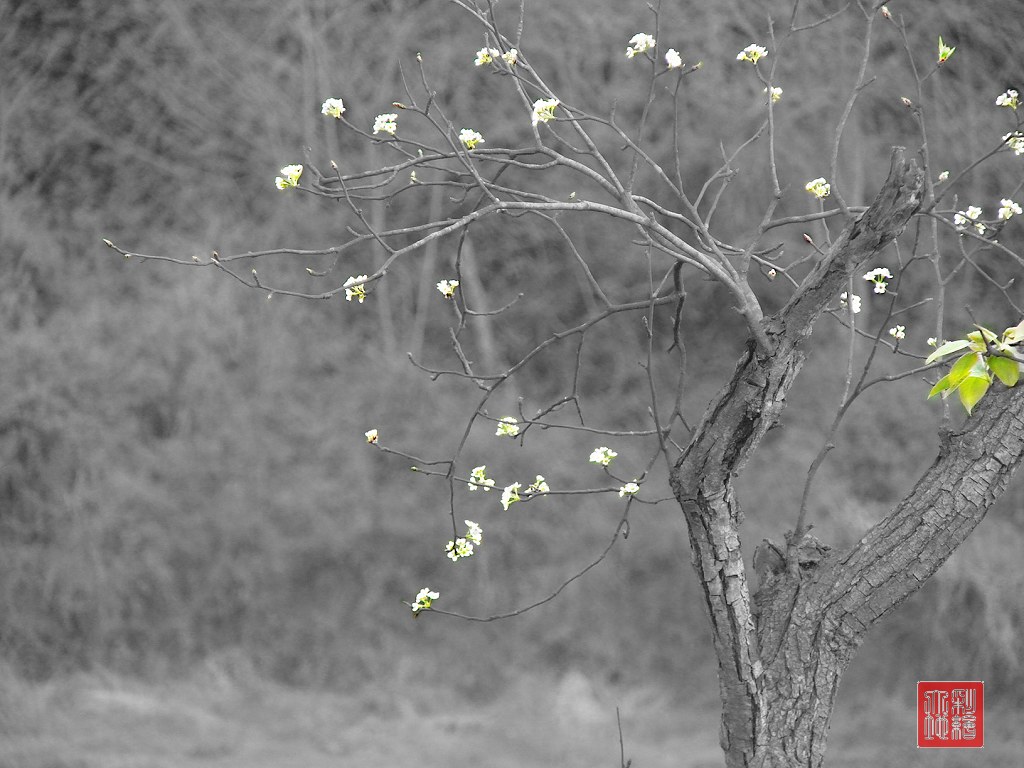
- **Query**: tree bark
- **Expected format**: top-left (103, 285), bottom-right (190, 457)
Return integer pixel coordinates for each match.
top-left (670, 148), bottom-right (1024, 767)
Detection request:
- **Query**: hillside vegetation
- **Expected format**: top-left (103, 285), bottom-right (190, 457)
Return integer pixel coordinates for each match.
top-left (2, 0), bottom-right (1023, 746)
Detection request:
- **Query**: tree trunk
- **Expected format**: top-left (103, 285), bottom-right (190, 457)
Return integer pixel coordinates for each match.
top-left (670, 148), bottom-right (1024, 767)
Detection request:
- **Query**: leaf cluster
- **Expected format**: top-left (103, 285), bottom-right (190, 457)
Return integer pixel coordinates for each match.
top-left (927, 320), bottom-right (1024, 412)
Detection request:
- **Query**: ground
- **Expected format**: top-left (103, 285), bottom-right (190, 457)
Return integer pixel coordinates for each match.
top-left (2, 661), bottom-right (1020, 767)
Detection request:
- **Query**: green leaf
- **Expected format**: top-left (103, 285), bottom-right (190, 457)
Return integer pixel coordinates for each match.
top-left (937, 36), bottom-right (956, 63)
top-left (988, 355), bottom-right (1021, 387)
top-left (926, 338), bottom-right (971, 364)
top-left (967, 326), bottom-right (998, 346)
top-left (958, 374), bottom-right (990, 414)
top-left (928, 372), bottom-right (955, 399)
top-left (946, 352), bottom-right (981, 388)
top-left (927, 353), bottom-right (983, 400)
top-left (1002, 319), bottom-right (1024, 346)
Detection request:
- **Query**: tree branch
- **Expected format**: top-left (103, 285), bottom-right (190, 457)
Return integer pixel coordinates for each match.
top-left (820, 381), bottom-right (1024, 637)
top-left (669, 146), bottom-right (925, 765)
top-left (773, 147), bottom-right (924, 342)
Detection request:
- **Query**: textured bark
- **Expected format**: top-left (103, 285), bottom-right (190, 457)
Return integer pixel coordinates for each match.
top-left (669, 148), bottom-right (1024, 768)
top-left (821, 380), bottom-right (1024, 634)
top-left (748, 382), bottom-right (1024, 767)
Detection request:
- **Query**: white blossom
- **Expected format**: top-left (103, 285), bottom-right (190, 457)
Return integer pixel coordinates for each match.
top-left (804, 178), bottom-right (830, 199)
top-left (436, 279), bottom-right (460, 298)
top-left (458, 128), bottom-right (484, 150)
top-left (373, 113), bottom-right (398, 135)
top-left (996, 89), bottom-right (1019, 110)
top-left (446, 538), bottom-right (474, 561)
top-left (998, 198), bottom-right (1022, 220)
top-left (500, 482), bottom-right (522, 511)
top-left (474, 47), bottom-right (499, 66)
top-left (619, 482), bottom-right (640, 497)
top-left (411, 588), bottom-right (439, 613)
top-left (527, 475), bottom-right (549, 495)
top-left (344, 274), bottom-right (369, 303)
top-left (274, 164), bottom-right (303, 190)
top-left (737, 44), bottom-right (768, 64)
top-left (321, 98), bottom-right (346, 118)
top-left (863, 267), bottom-right (893, 295)
top-left (954, 206), bottom-right (985, 234)
top-left (531, 98), bottom-right (559, 126)
top-left (468, 466), bottom-right (495, 492)
top-left (626, 33), bottom-right (656, 59)
top-left (496, 417), bottom-right (520, 437)
top-left (1004, 131), bottom-right (1024, 155)
top-left (589, 446), bottom-right (618, 466)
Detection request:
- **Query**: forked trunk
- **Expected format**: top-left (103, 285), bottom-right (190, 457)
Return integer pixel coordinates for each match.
top-left (680, 375), bottom-right (1024, 768)
top-left (753, 588), bottom-right (849, 768)
top-left (669, 149), bottom-right (1024, 766)
top-left (756, 636), bottom-right (846, 768)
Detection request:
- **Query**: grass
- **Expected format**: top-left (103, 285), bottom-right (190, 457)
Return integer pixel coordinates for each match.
top-left (2, 656), bottom-right (1022, 768)
top-left (0, 659), bottom-right (719, 768)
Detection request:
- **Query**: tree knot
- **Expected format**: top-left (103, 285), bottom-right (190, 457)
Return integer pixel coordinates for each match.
top-left (786, 530), bottom-right (832, 577)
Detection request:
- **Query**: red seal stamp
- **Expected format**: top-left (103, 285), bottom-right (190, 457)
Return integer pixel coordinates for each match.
top-left (917, 681), bottom-right (984, 748)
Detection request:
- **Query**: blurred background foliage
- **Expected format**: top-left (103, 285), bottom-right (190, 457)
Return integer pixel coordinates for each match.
top-left (1, 0), bottom-right (1023, 728)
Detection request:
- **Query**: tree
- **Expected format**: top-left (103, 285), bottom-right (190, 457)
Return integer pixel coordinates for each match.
top-left (107, 1), bottom-right (1024, 765)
